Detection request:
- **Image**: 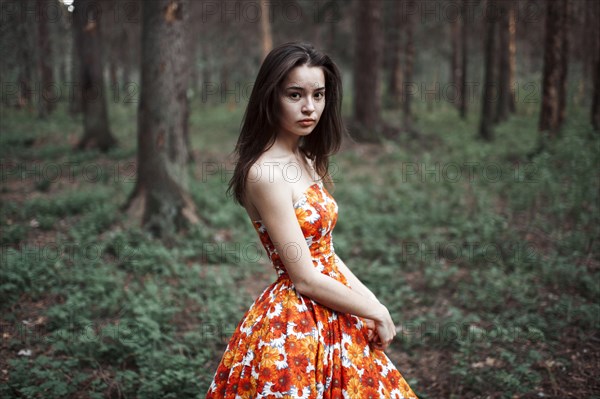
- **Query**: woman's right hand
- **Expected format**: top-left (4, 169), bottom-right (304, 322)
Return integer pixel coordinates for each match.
top-left (371, 304), bottom-right (397, 351)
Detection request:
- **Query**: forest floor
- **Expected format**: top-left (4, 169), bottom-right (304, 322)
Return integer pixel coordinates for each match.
top-left (1, 101), bottom-right (599, 398)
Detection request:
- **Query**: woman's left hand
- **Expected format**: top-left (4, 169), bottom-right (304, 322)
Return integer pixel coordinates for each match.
top-left (364, 318), bottom-right (377, 341)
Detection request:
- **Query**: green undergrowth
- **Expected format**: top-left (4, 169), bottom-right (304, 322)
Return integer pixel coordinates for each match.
top-left (1, 101), bottom-right (598, 398)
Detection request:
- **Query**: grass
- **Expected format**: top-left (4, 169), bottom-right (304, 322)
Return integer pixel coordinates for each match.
top-left (1, 97), bottom-right (599, 398)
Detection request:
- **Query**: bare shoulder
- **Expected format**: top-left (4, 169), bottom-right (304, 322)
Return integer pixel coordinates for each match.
top-left (246, 154), bottom-right (293, 203)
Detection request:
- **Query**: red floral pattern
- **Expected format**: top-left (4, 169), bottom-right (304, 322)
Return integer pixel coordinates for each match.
top-left (205, 181), bottom-right (418, 398)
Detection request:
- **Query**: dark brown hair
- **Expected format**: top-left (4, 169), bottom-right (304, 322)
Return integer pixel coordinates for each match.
top-left (226, 41), bottom-right (346, 206)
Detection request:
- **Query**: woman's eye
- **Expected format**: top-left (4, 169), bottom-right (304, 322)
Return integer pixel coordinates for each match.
top-left (315, 92), bottom-right (324, 100)
top-left (289, 93), bottom-right (300, 100)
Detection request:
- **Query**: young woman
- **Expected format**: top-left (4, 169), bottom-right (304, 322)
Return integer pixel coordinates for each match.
top-left (205, 41), bottom-right (418, 399)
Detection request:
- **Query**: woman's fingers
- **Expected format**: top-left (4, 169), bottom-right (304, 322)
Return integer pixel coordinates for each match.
top-left (370, 306), bottom-right (399, 351)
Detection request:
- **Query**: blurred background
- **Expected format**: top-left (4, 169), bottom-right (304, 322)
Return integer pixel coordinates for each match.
top-left (1, 0), bottom-right (599, 398)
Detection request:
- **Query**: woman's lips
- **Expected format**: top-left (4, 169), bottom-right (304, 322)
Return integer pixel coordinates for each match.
top-left (298, 119), bottom-right (315, 127)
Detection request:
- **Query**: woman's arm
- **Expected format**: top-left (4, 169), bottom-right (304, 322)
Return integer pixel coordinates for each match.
top-left (246, 165), bottom-right (387, 322)
top-left (334, 254), bottom-right (380, 303)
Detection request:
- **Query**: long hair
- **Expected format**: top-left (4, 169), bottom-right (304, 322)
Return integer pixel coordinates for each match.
top-left (226, 41), bottom-right (346, 206)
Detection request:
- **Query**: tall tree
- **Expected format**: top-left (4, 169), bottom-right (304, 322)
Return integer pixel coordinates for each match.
top-left (556, 0), bottom-right (570, 128)
top-left (402, 0), bottom-right (415, 133)
top-left (507, 0), bottom-right (517, 113)
top-left (260, 0), bottom-right (273, 60)
top-left (459, 0), bottom-right (469, 119)
top-left (591, 1), bottom-right (600, 131)
top-left (68, 19), bottom-right (82, 116)
top-left (36, 0), bottom-right (55, 117)
top-left (479, 0), bottom-right (498, 141)
top-left (123, 0), bottom-right (199, 238)
top-left (388, 0), bottom-right (403, 108)
top-left (73, 0), bottom-right (117, 151)
top-left (495, 0), bottom-right (511, 123)
top-left (450, 9), bottom-right (461, 111)
top-left (539, 0), bottom-right (569, 137)
top-left (352, 0), bottom-right (384, 141)
top-left (16, 0), bottom-right (34, 109)
top-left (593, 50), bottom-right (600, 131)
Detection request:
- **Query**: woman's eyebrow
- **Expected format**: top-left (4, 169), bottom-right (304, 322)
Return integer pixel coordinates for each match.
top-left (285, 85), bottom-right (326, 91)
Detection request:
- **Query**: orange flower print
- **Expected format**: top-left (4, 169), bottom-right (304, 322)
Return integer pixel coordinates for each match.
top-left (296, 334), bottom-right (318, 354)
top-left (361, 368), bottom-right (379, 389)
top-left (271, 373), bottom-right (292, 392)
top-left (222, 349), bottom-right (235, 368)
top-left (206, 181), bottom-right (419, 399)
top-left (241, 308), bottom-right (259, 329)
top-left (258, 366), bottom-right (274, 382)
top-left (345, 378), bottom-right (364, 399)
top-left (292, 315), bottom-right (315, 335)
top-left (344, 365), bottom-right (361, 382)
top-left (238, 384), bottom-right (257, 399)
top-left (345, 341), bottom-right (365, 364)
top-left (363, 386), bottom-right (380, 399)
top-left (269, 315), bottom-right (287, 338)
top-left (290, 370), bottom-right (311, 391)
top-left (258, 346), bottom-right (282, 369)
top-left (289, 354), bottom-right (309, 370)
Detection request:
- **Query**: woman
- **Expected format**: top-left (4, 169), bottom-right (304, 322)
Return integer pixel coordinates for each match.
top-left (205, 42), bottom-right (418, 399)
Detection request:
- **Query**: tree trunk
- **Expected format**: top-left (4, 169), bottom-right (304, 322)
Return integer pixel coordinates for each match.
top-left (403, 0), bottom-right (415, 133)
top-left (352, 0), bottom-right (384, 141)
top-left (495, 0), bottom-right (511, 123)
top-left (538, 0), bottom-right (565, 137)
top-left (388, 0), bottom-right (403, 108)
top-left (557, 0), bottom-right (570, 128)
top-left (592, 53), bottom-right (600, 131)
top-left (69, 23), bottom-right (82, 115)
top-left (123, 0), bottom-right (199, 238)
top-left (16, 0), bottom-right (34, 109)
top-left (120, 28), bottom-right (131, 91)
top-left (459, 0), bottom-right (469, 119)
top-left (507, 0), bottom-right (517, 113)
top-left (109, 61), bottom-right (118, 87)
top-left (591, 2), bottom-right (600, 131)
top-left (539, 0), bottom-right (567, 137)
top-left (36, 0), bottom-right (55, 117)
top-left (479, 0), bottom-right (498, 141)
top-left (450, 11), bottom-right (461, 110)
top-left (73, 0), bottom-right (117, 151)
top-left (260, 0), bottom-right (273, 60)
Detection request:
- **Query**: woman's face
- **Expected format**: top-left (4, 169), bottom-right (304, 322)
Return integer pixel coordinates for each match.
top-left (277, 64), bottom-right (326, 140)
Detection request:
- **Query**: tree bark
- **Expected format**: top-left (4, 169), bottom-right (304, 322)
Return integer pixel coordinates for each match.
top-left (36, 0), bottom-right (55, 117)
top-left (16, 0), bottom-right (34, 109)
top-left (495, 0), bottom-right (511, 123)
top-left (450, 10), bottom-right (461, 111)
top-left (593, 53), bottom-right (600, 131)
top-left (123, 0), bottom-right (199, 238)
top-left (507, 0), bottom-right (517, 113)
top-left (592, 2), bottom-right (600, 131)
top-left (73, 0), bottom-right (117, 151)
top-left (479, 0), bottom-right (498, 141)
top-left (459, 0), bottom-right (469, 119)
top-left (388, 0), bottom-right (403, 108)
top-left (557, 0), bottom-right (570, 128)
top-left (352, 0), bottom-right (384, 141)
top-left (539, 0), bottom-right (567, 137)
top-left (260, 0), bottom-right (273, 60)
top-left (69, 19), bottom-right (82, 116)
top-left (402, 0), bottom-right (415, 133)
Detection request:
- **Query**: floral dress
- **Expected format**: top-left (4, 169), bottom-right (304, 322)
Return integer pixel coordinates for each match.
top-left (205, 180), bottom-right (418, 398)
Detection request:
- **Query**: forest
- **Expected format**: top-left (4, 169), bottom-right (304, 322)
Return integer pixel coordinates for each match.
top-left (1, 0), bottom-right (599, 398)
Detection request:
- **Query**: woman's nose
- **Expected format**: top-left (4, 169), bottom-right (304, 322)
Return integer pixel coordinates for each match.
top-left (302, 98), bottom-right (315, 113)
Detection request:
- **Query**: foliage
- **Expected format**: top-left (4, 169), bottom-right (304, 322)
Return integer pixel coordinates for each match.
top-left (1, 102), bottom-right (598, 398)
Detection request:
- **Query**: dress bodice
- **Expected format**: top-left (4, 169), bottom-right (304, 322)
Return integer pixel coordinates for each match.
top-left (251, 180), bottom-right (348, 286)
